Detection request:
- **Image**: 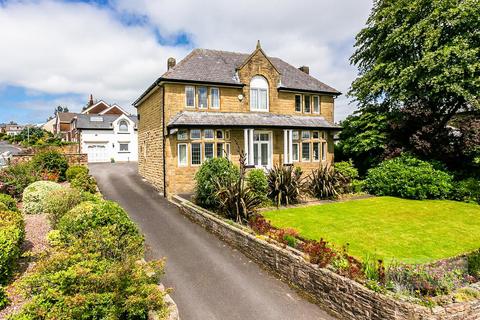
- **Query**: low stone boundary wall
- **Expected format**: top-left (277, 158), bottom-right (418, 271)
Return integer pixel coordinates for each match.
top-left (11, 153), bottom-right (87, 166)
top-left (171, 195), bottom-right (480, 320)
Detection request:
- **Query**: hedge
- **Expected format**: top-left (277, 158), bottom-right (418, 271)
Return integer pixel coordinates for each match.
top-left (0, 209), bottom-right (25, 284)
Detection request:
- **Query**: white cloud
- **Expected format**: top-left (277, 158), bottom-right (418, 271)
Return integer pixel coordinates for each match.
top-left (0, 0), bottom-right (372, 120)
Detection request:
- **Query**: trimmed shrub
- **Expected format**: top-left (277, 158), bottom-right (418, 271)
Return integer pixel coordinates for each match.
top-left (267, 165), bottom-right (304, 207)
top-left (450, 178), bottom-right (480, 204)
top-left (0, 209), bottom-right (25, 284)
top-left (0, 162), bottom-right (40, 198)
top-left (12, 251), bottom-right (167, 320)
top-left (364, 155), bottom-right (453, 200)
top-left (22, 181), bottom-right (63, 215)
top-left (43, 187), bottom-right (83, 228)
top-left (70, 171), bottom-right (97, 194)
top-left (56, 201), bottom-right (144, 260)
top-left (32, 150), bottom-right (68, 181)
top-left (0, 194), bottom-right (18, 212)
top-left (247, 169), bottom-right (269, 205)
top-left (194, 158), bottom-right (239, 209)
top-left (66, 165), bottom-right (89, 182)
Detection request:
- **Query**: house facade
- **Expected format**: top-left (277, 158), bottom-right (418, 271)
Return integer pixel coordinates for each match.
top-left (134, 42), bottom-right (341, 197)
top-left (70, 99), bottom-right (138, 163)
top-left (5, 124), bottom-right (24, 136)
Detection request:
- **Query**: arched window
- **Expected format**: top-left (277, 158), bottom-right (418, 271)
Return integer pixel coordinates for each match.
top-left (118, 120), bottom-right (128, 132)
top-left (250, 76), bottom-right (269, 111)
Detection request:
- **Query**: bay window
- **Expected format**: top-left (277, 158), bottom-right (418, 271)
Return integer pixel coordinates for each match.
top-left (205, 143), bottom-right (214, 159)
top-left (302, 142), bottom-right (310, 161)
top-left (191, 143), bottom-right (202, 165)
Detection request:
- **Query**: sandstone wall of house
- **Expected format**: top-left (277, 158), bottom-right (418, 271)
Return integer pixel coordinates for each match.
top-left (137, 87), bottom-right (165, 194)
top-left (174, 196), bottom-right (480, 320)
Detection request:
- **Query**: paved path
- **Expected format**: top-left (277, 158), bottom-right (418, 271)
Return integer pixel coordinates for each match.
top-left (0, 141), bottom-right (23, 155)
top-left (90, 162), bottom-right (334, 320)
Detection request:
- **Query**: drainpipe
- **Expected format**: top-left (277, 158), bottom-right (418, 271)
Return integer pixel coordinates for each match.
top-left (162, 85), bottom-right (167, 198)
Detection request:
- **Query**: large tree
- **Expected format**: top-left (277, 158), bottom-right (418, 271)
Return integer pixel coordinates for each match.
top-left (346, 0), bottom-right (479, 172)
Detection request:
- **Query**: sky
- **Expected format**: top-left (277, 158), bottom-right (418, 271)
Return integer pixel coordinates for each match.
top-left (0, 0), bottom-right (373, 124)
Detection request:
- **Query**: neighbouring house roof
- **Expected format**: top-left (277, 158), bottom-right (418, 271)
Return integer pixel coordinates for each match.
top-left (5, 124), bottom-right (24, 131)
top-left (167, 111), bottom-right (341, 130)
top-left (134, 48), bottom-right (340, 106)
top-left (74, 114), bottom-right (138, 130)
top-left (57, 112), bottom-right (76, 123)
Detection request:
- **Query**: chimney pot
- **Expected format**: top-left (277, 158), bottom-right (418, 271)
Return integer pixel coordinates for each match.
top-left (299, 66), bottom-right (310, 74)
top-left (167, 57), bottom-right (176, 70)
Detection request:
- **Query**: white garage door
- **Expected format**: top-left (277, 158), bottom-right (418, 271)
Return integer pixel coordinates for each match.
top-left (86, 144), bottom-right (108, 163)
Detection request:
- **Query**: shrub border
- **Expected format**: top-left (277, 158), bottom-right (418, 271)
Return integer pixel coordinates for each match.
top-left (172, 195), bottom-right (480, 320)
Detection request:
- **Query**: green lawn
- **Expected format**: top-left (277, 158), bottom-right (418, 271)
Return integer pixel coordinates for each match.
top-left (262, 197), bottom-right (480, 264)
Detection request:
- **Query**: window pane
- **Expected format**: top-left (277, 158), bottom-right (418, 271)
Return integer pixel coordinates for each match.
top-left (312, 131), bottom-right (319, 139)
top-left (253, 144), bottom-right (259, 165)
top-left (250, 89), bottom-right (258, 109)
top-left (226, 143), bottom-right (231, 159)
top-left (177, 129), bottom-right (188, 140)
top-left (120, 143), bottom-right (129, 152)
top-left (304, 96), bottom-right (311, 113)
top-left (211, 88), bottom-right (220, 109)
top-left (313, 96), bottom-right (320, 113)
top-left (302, 131), bottom-right (310, 140)
top-left (313, 143), bottom-right (319, 161)
top-left (198, 87), bottom-right (208, 108)
top-left (205, 143), bottom-right (214, 159)
top-left (292, 131), bottom-right (299, 140)
top-left (322, 142), bottom-right (327, 160)
top-left (259, 89), bottom-right (268, 110)
top-left (191, 143), bottom-right (201, 165)
top-left (302, 142), bottom-right (310, 161)
top-left (295, 95), bottom-right (302, 112)
top-left (216, 143), bottom-right (224, 158)
top-left (216, 130), bottom-right (224, 139)
top-left (190, 129), bottom-right (201, 139)
top-left (204, 129), bottom-right (214, 139)
top-left (178, 144), bottom-right (187, 165)
top-left (186, 86), bottom-right (195, 107)
top-left (261, 143), bottom-right (268, 166)
top-left (292, 143), bottom-right (299, 161)
top-left (119, 121), bottom-right (128, 132)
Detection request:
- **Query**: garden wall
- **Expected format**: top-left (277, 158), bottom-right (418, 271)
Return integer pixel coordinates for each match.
top-left (172, 195), bottom-right (480, 320)
top-left (11, 153), bottom-right (87, 166)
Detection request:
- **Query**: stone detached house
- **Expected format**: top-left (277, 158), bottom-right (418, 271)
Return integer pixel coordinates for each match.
top-left (134, 42), bottom-right (341, 197)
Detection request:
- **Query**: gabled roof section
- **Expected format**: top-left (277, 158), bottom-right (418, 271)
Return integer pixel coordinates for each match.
top-left (81, 100), bottom-right (110, 114)
top-left (99, 104), bottom-right (130, 116)
top-left (57, 112), bottom-right (75, 123)
top-left (237, 40), bottom-right (281, 75)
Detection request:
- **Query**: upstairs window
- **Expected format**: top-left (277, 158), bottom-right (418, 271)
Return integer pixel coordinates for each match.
top-left (295, 95), bottom-right (302, 112)
top-left (250, 76), bottom-right (268, 111)
top-left (313, 96), bottom-right (320, 114)
top-left (118, 120), bottom-right (128, 132)
top-left (304, 95), bottom-right (311, 113)
top-left (210, 88), bottom-right (220, 109)
top-left (198, 87), bottom-right (208, 109)
top-left (185, 86), bottom-right (195, 108)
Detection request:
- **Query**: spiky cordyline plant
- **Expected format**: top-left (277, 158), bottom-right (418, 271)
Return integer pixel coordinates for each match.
top-left (309, 165), bottom-right (346, 199)
top-left (267, 165), bottom-right (304, 207)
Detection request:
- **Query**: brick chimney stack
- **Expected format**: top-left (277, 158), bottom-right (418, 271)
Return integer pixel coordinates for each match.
top-left (299, 66), bottom-right (310, 74)
top-left (88, 94), bottom-right (94, 107)
top-left (167, 57), bottom-right (176, 70)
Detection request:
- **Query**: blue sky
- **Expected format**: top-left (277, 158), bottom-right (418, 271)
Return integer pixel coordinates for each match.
top-left (0, 0), bottom-right (373, 124)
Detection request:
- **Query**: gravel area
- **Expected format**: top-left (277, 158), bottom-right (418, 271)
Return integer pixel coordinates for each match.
top-left (0, 213), bottom-right (50, 319)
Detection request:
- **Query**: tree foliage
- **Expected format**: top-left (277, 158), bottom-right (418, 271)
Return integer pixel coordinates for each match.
top-left (345, 0), bottom-right (480, 174)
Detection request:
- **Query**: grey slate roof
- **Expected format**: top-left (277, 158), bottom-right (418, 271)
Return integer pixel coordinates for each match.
top-left (75, 114), bottom-right (138, 130)
top-left (162, 49), bottom-right (340, 94)
top-left (57, 112), bottom-right (76, 123)
top-left (168, 111), bottom-right (340, 130)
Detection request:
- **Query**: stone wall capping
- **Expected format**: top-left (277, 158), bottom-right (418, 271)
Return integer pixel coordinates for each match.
top-left (171, 194), bottom-right (480, 320)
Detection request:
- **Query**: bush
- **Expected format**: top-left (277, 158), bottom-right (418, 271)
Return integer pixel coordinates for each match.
top-left (467, 250), bottom-right (480, 279)
top-left (56, 201), bottom-right (144, 260)
top-left (335, 160), bottom-right (359, 193)
top-left (194, 158), bottom-right (239, 209)
top-left (65, 165), bottom-right (89, 182)
top-left (0, 286), bottom-right (8, 310)
top-left (0, 194), bottom-right (18, 212)
top-left (70, 171), bottom-right (97, 194)
top-left (13, 251), bottom-right (167, 320)
top-left (267, 165), bottom-right (304, 207)
top-left (32, 151), bottom-right (68, 181)
top-left (22, 181), bottom-right (63, 215)
top-left (450, 178), bottom-right (480, 204)
top-left (301, 239), bottom-right (336, 268)
top-left (0, 162), bottom-right (40, 198)
top-left (0, 209), bottom-right (25, 284)
top-left (43, 187), bottom-right (83, 228)
top-left (247, 169), bottom-right (269, 205)
top-left (364, 155), bottom-right (453, 200)
top-left (309, 165), bottom-right (346, 199)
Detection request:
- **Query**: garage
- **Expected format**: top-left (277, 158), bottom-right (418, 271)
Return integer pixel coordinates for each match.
top-left (86, 143), bottom-right (108, 163)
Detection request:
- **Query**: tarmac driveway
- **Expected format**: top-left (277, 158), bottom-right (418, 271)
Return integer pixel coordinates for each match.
top-left (89, 162), bottom-right (334, 320)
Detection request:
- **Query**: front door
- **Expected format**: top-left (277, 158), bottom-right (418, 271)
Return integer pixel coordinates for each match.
top-left (253, 131), bottom-right (272, 169)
